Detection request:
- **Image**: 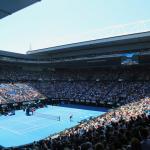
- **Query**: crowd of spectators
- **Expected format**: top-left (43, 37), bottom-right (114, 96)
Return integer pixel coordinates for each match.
top-left (0, 80), bottom-right (150, 106)
top-left (5, 93), bottom-right (149, 150)
top-left (0, 68), bottom-right (150, 149)
top-left (0, 68), bottom-right (150, 82)
top-left (0, 83), bottom-right (45, 104)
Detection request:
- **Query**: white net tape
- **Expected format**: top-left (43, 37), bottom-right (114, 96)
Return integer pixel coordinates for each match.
top-left (33, 112), bottom-right (60, 121)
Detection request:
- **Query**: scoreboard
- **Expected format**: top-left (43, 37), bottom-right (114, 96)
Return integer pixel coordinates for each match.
top-left (121, 53), bottom-right (139, 65)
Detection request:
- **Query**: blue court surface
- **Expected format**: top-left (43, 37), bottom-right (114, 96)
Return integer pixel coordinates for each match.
top-left (0, 104), bottom-right (108, 148)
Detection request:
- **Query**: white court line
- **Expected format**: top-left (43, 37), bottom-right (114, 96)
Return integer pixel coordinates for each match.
top-left (0, 125), bottom-right (21, 135)
top-left (17, 124), bottom-right (43, 132)
top-left (16, 121), bottom-right (51, 133)
top-left (16, 117), bottom-right (46, 126)
top-left (19, 124), bottom-right (53, 134)
top-left (0, 117), bottom-right (51, 135)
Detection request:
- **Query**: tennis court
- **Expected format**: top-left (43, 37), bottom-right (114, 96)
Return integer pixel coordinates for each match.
top-left (0, 104), bottom-right (108, 148)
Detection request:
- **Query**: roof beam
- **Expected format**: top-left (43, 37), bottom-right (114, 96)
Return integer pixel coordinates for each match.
top-left (0, 0), bottom-right (41, 19)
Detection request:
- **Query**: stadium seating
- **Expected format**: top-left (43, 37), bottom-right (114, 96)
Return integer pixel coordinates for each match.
top-left (0, 68), bottom-right (150, 150)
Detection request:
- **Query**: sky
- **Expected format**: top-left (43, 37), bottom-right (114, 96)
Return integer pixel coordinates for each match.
top-left (0, 0), bottom-right (150, 54)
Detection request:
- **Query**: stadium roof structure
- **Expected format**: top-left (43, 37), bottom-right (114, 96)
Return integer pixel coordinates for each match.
top-left (0, 30), bottom-right (150, 68)
top-left (27, 31), bottom-right (150, 55)
top-left (27, 20), bottom-right (150, 55)
top-left (0, 16), bottom-right (150, 68)
top-left (0, 0), bottom-right (41, 19)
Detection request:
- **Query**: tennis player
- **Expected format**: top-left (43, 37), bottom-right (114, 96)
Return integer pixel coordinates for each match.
top-left (69, 114), bottom-right (73, 121)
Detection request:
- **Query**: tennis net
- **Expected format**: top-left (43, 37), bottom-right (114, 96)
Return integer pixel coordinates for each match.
top-left (33, 112), bottom-right (60, 121)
